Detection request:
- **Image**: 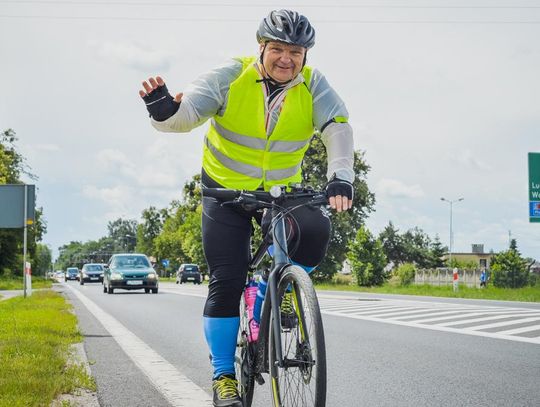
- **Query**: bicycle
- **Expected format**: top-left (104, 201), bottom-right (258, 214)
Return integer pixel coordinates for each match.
top-left (202, 185), bottom-right (328, 407)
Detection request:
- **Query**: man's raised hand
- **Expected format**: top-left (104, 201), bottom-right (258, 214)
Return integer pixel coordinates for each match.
top-left (139, 76), bottom-right (183, 121)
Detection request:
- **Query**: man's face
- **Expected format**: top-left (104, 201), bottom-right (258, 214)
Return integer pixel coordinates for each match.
top-left (260, 41), bottom-right (306, 83)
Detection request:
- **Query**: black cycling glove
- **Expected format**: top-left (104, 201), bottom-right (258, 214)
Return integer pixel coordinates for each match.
top-left (326, 175), bottom-right (354, 201)
top-left (142, 84), bottom-right (180, 122)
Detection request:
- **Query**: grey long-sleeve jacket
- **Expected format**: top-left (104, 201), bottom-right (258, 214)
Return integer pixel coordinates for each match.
top-left (152, 58), bottom-right (355, 183)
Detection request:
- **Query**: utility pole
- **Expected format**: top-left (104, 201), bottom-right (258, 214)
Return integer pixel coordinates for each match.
top-left (440, 197), bottom-right (464, 267)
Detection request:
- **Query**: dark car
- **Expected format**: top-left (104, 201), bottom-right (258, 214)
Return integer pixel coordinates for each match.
top-left (66, 267), bottom-right (79, 281)
top-left (79, 263), bottom-right (104, 285)
top-left (176, 264), bottom-right (202, 284)
top-left (103, 253), bottom-right (159, 294)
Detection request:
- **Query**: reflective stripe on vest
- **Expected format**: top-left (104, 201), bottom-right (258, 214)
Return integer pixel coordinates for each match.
top-left (266, 163), bottom-right (302, 181)
top-left (204, 136), bottom-right (263, 178)
top-left (212, 119), bottom-right (311, 153)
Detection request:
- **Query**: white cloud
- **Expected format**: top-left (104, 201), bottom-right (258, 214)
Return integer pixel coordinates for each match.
top-left (89, 40), bottom-right (172, 72)
top-left (31, 144), bottom-right (61, 152)
top-left (376, 178), bottom-right (425, 199)
top-left (82, 184), bottom-right (133, 212)
top-left (95, 145), bottom-right (185, 188)
top-left (451, 149), bottom-right (492, 171)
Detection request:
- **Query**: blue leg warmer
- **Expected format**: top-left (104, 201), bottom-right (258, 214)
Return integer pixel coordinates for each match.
top-left (204, 316), bottom-right (239, 379)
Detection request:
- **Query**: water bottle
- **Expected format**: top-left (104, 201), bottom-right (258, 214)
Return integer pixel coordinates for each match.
top-left (244, 278), bottom-right (259, 342)
top-left (252, 276), bottom-right (268, 326)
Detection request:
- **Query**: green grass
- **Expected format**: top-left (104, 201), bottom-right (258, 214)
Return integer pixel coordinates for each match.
top-left (0, 276), bottom-right (53, 291)
top-left (0, 290), bottom-right (96, 407)
top-left (315, 275), bottom-right (540, 302)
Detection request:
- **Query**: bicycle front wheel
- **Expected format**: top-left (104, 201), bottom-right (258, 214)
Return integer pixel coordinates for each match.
top-left (268, 265), bottom-right (326, 407)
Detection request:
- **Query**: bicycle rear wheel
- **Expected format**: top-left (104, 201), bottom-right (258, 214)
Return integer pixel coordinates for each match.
top-left (235, 293), bottom-right (255, 406)
top-left (268, 265), bottom-right (326, 407)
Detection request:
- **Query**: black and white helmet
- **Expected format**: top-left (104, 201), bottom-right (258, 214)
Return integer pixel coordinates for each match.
top-left (256, 9), bottom-right (315, 49)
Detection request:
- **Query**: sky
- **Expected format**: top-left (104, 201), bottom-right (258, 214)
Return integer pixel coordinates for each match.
top-left (1, 0), bottom-right (539, 261)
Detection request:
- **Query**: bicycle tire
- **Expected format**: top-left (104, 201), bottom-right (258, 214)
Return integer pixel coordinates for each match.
top-left (235, 293), bottom-right (255, 406)
top-left (268, 265), bottom-right (327, 407)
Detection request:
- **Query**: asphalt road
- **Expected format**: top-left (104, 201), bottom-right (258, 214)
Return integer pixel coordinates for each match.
top-left (59, 281), bottom-right (540, 407)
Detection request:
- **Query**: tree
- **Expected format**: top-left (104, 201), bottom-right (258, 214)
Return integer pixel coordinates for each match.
top-left (301, 135), bottom-right (375, 280)
top-left (135, 206), bottom-right (167, 257)
top-left (153, 178), bottom-right (198, 274)
top-left (347, 226), bottom-right (387, 286)
top-left (107, 218), bottom-right (138, 252)
top-left (56, 241), bottom-right (85, 270)
top-left (33, 244), bottom-right (52, 276)
top-left (177, 206), bottom-right (207, 274)
top-left (428, 235), bottom-right (447, 268)
top-left (378, 222), bottom-right (406, 266)
top-left (401, 227), bottom-right (432, 268)
top-left (491, 241), bottom-right (528, 288)
top-left (0, 129), bottom-right (34, 184)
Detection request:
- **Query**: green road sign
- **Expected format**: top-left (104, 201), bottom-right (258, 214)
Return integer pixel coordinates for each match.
top-left (529, 152), bottom-right (540, 223)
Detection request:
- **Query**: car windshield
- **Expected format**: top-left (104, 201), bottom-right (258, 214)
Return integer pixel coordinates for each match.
top-left (67, 268), bottom-right (77, 273)
top-left (86, 265), bottom-right (103, 271)
top-left (112, 256), bottom-right (150, 269)
top-left (184, 265), bottom-right (198, 271)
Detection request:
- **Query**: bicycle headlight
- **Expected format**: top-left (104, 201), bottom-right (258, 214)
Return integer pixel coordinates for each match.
top-left (270, 185), bottom-right (282, 198)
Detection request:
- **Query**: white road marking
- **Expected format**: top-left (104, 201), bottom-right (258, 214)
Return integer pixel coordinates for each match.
top-left (438, 313), bottom-right (538, 327)
top-left (318, 296), bottom-right (540, 345)
top-left (66, 285), bottom-right (212, 407)
top-left (496, 324), bottom-right (540, 336)
top-left (160, 288), bottom-right (206, 299)
top-left (161, 286), bottom-right (540, 345)
top-left (466, 317), bottom-right (540, 331)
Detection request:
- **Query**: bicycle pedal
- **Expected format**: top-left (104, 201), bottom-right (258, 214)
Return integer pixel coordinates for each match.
top-left (255, 373), bottom-right (265, 385)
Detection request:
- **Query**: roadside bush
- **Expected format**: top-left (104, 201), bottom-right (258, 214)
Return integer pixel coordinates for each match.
top-left (395, 263), bottom-right (416, 286)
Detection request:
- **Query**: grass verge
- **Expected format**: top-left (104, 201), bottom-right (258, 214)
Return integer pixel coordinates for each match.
top-left (0, 290), bottom-right (96, 407)
top-left (0, 276), bottom-right (53, 291)
top-left (316, 276), bottom-right (540, 302)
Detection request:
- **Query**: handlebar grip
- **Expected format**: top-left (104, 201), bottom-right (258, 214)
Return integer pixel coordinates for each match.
top-left (202, 188), bottom-right (241, 201)
top-left (308, 194), bottom-right (330, 206)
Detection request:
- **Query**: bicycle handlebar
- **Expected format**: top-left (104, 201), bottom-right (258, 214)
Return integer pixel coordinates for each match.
top-left (202, 187), bottom-right (328, 206)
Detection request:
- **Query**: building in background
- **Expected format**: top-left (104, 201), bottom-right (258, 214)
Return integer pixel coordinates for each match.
top-left (443, 244), bottom-right (495, 269)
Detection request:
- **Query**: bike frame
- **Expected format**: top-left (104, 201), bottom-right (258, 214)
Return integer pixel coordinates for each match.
top-left (248, 197), bottom-right (310, 372)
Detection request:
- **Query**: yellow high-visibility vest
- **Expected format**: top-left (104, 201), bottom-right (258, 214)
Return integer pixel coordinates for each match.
top-left (203, 56), bottom-right (314, 191)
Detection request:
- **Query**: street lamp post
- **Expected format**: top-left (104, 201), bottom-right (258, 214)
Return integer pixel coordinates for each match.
top-left (440, 197), bottom-right (464, 267)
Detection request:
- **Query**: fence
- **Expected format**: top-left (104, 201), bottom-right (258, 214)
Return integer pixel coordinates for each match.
top-left (415, 268), bottom-right (485, 288)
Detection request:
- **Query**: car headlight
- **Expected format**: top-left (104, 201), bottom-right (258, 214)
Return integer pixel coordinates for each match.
top-left (82, 272), bottom-right (88, 277)
top-left (147, 273), bottom-right (157, 279)
top-left (111, 272), bottom-right (124, 280)
top-left (100, 274), bottom-right (104, 277)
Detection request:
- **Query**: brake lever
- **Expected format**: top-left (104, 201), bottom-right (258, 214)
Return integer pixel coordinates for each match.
top-left (307, 194), bottom-right (329, 207)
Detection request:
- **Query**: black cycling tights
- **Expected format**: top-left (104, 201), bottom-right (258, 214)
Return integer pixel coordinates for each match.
top-left (202, 180), bottom-right (331, 318)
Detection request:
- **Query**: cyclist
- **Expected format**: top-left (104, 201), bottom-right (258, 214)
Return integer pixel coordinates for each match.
top-left (139, 9), bottom-right (354, 407)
